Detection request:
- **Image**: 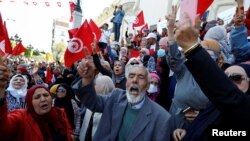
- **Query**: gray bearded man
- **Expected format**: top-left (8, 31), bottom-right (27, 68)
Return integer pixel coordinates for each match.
top-left (72, 47), bottom-right (171, 141)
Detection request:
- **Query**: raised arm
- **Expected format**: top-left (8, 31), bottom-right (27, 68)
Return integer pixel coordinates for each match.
top-left (165, 6), bottom-right (186, 79)
top-left (175, 13), bottom-right (250, 120)
top-left (72, 45), bottom-right (109, 113)
top-left (0, 56), bottom-right (23, 138)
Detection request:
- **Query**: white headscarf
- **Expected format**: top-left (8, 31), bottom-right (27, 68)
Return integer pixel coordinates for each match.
top-left (7, 74), bottom-right (28, 101)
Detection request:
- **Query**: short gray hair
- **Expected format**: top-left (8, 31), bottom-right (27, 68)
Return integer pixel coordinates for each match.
top-left (125, 64), bottom-right (150, 84)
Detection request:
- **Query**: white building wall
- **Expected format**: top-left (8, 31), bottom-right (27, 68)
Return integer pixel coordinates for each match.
top-left (139, 0), bottom-right (168, 27)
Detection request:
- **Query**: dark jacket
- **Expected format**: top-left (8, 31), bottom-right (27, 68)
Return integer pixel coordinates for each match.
top-left (184, 46), bottom-right (250, 140)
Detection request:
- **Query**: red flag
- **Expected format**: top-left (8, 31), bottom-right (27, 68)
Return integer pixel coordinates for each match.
top-left (32, 1), bottom-right (37, 6)
top-left (45, 2), bottom-right (50, 7)
top-left (23, 1), bottom-right (28, 5)
top-left (0, 13), bottom-right (5, 56)
top-left (57, 2), bottom-right (62, 7)
top-left (197, 0), bottom-right (214, 17)
top-left (140, 23), bottom-right (149, 34)
top-left (45, 67), bottom-right (53, 85)
top-left (3, 22), bottom-right (12, 54)
top-left (12, 42), bottom-right (27, 56)
top-left (89, 19), bottom-right (102, 52)
top-left (130, 50), bottom-right (140, 57)
top-left (133, 11), bottom-right (145, 28)
top-left (68, 28), bottom-right (78, 39)
top-left (89, 19), bottom-right (101, 41)
top-left (78, 20), bottom-right (95, 54)
top-left (69, 1), bottom-right (75, 22)
top-left (64, 20), bottom-right (94, 68)
top-left (0, 13), bottom-right (12, 56)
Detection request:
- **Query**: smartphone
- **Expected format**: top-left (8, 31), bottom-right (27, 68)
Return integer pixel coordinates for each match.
top-left (179, 0), bottom-right (198, 26)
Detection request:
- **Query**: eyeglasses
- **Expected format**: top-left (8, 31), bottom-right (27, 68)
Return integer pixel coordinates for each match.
top-left (130, 62), bottom-right (139, 65)
top-left (140, 51), bottom-right (146, 54)
top-left (228, 73), bottom-right (249, 84)
top-left (56, 89), bottom-right (66, 93)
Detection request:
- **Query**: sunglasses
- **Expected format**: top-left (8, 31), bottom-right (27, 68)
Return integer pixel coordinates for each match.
top-left (56, 89), bottom-right (66, 93)
top-left (228, 73), bottom-right (249, 84)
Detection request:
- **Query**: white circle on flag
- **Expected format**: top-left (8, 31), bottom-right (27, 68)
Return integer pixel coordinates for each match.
top-left (68, 38), bottom-right (83, 53)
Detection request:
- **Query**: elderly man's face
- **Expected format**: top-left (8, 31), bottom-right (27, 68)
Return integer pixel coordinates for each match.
top-left (126, 66), bottom-right (149, 105)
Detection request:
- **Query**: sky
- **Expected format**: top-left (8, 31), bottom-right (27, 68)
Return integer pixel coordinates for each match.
top-left (0, 0), bottom-right (114, 52)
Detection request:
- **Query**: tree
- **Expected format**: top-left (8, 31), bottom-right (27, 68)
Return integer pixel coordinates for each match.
top-left (52, 41), bottom-right (66, 62)
top-left (24, 44), bottom-right (34, 58)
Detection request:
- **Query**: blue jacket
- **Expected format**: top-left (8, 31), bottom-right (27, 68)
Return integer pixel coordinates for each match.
top-left (113, 9), bottom-right (125, 24)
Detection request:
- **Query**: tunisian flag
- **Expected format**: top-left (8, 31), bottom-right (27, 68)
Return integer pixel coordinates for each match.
top-left (69, 1), bottom-right (76, 22)
top-left (12, 42), bottom-right (27, 56)
top-left (64, 20), bottom-right (94, 68)
top-left (89, 19), bottom-right (102, 52)
top-left (140, 23), bottom-right (149, 34)
top-left (68, 28), bottom-right (78, 39)
top-left (133, 11), bottom-right (145, 28)
top-left (89, 19), bottom-right (101, 41)
top-left (197, 0), bottom-right (214, 17)
top-left (0, 13), bottom-right (12, 56)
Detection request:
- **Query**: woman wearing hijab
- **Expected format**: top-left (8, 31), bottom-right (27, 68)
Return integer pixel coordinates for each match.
top-left (92, 48), bottom-right (127, 90)
top-left (6, 74), bottom-right (28, 111)
top-left (180, 64), bottom-right (250, 141)
top-left (168, 6), bottom-right (250, 140)
top-left (79, 75), bottom-right (115, 141)
top-left (204, 25), bottom-right (235, 64)
top-left (0, 79), bottom-right (73, 141)
top-left (53, 83), bottom-right (81, 138)
top-left (147, 72), bottom-right (161, 101)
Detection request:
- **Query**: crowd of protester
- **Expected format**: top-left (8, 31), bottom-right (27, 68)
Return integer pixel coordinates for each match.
top-left (0, 3), bottom-right (250, 141)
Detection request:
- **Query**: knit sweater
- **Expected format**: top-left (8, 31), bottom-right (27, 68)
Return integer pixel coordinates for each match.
top-left (117, 104), bottom-right (140, 141)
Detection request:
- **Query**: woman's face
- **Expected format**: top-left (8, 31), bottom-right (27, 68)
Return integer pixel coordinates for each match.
top-left (225, 66), bottom-right (249, 93)
top-left (150, 77), bottom-right (160, 87)
top-left (114, 61), bottom-right (123, 75)
top-left (12, 76), bottom-right (25, 89)
top-left (120, 49), bottom-right (127, 57)
top-left (32, 88), bottom-right (52, 115)
top-left (56, 86), bottom-right (67, 98)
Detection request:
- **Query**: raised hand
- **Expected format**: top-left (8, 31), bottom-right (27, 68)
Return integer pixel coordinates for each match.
top-left (91, 39), bottom-right (98, 55)
top-left (77, 46), bottom-right (96, 86)
top-left (175, 13), bottom-right (200, 52)
top-left (173, 128), bottom-right (186, 141)
top-left (0, 56), bottom-right (10, 98)
top-left (166, 5), bottom-right (177, 43)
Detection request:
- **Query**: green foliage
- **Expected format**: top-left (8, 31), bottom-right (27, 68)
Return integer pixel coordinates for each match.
top-left (52, 41), bottom-right (66, 62)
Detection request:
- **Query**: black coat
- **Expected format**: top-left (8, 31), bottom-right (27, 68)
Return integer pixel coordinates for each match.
top-left (184, 46), bottom-right (250, 140)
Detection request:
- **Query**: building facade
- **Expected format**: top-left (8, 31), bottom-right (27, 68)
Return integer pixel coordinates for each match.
top-left (94, 0), bottom-right (238, 40)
